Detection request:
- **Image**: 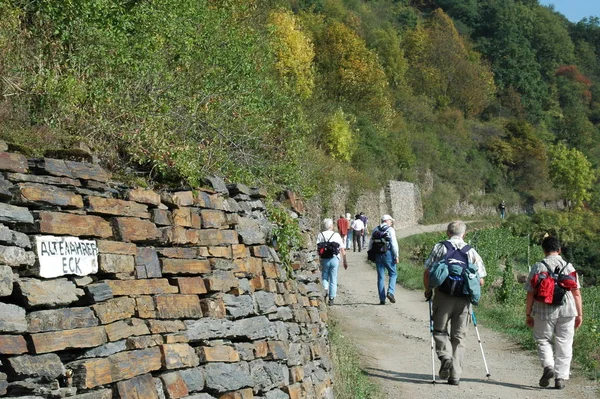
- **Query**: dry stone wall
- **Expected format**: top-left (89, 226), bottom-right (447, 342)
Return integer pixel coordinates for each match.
top-left (317, 182), bottom-right (422, 233)
top-left (0, 149), bottom-right (332, 399)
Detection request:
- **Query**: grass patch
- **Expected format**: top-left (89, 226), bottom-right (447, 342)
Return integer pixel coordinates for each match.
top-left (329, 318), bottom-right (380, 399)
top-left (397, 261), bottom-right (424, 291)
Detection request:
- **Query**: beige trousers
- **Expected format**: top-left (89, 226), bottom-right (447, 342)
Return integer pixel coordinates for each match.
top-left (432, 290), bottom-right (471, 379)
top-left (533, 316), bottom-right (575, 380)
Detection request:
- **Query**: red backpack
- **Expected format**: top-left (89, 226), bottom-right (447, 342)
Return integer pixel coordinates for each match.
top-left (531, 261), bottom-right (578, 305)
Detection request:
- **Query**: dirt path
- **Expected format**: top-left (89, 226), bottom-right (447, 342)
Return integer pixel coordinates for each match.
top-left (330, 225), bottom-right (599, 399)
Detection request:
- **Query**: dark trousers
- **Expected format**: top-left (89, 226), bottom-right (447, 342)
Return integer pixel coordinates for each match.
top-left (353, 230), bottom-right (363, 252)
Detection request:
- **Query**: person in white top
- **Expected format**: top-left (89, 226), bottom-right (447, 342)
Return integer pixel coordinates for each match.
top-left (525, 236), bottom-right (583, 390)
top-left (316, 218), bottom-right (347, 306)
top-left (350, 214), bottom-right (365, 252)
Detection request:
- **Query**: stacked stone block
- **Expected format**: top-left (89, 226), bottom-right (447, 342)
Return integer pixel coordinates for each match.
top-left (0, 149), bottom-right (332, 398)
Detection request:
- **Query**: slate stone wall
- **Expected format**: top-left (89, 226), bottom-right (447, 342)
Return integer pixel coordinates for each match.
top-left (318, 181), bottom-right (423, 233)
top-left (387, 182), bottom-right (422, 229)
top-left (0, 149), bottom-right (332, 399)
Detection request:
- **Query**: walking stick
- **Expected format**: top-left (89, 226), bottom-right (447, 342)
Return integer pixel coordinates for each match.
top-left (428, 298), bottom-right (436, 384)
top-left (470, 309), bottom-right (491, 377)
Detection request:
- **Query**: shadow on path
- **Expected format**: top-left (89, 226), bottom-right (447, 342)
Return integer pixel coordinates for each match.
top-left (366, 367), bottom-right (538, 391)
top-left (331, 302), bottom-right (383, 307)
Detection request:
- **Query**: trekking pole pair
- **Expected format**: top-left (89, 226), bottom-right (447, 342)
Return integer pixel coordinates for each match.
top-left (427, 300), bottom-right (491, 382)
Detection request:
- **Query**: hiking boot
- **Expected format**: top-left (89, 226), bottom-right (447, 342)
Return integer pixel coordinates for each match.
top-left (448, 378), bottom-right (460, 386)
top-left (386, 293), bottom-right (396, 303)
top-left (539, 366), bottom-right (554, 388)
top-left (379, 300), bottom-right (385, 305)
top-left (439, 357), bottom-right (452, 380)
top-left (555, 378), bottom-right (566, 390)
top-left (328, 298), bottom-right (334, 306)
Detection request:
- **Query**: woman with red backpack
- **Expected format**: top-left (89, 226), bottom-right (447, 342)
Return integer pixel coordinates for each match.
top-left (525, 236), bottom-right (583, 390)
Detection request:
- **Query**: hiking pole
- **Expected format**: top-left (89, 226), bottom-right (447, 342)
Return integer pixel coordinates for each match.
top-left (428, 298), bottom-right (436, 384)
top-left (470, 309), bottom-right (491, 377)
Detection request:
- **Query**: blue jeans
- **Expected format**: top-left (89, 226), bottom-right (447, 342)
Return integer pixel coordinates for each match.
top-left (320, 257), bottom-right (340, 299)
top-left (346, 230), bottom-right (353, 249)
top-left (376, 250), bottom-right (397, 302)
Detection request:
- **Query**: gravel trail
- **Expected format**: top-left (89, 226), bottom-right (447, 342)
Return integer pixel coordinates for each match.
top-left (330, 225), bottom-right (599, 399)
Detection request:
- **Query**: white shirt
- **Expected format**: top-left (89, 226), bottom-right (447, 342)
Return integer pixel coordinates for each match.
top-left (351, 219), bottom-right (364, 232)
top-left (316, 230), bottom-right (346, 258)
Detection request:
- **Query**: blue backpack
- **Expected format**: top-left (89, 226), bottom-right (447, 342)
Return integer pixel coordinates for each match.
top-left (428, 241), bottom-right (481, 305)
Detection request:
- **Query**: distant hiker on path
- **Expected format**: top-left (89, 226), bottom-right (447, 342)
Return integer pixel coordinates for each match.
top-left (368, 214), bottom-right (399, 305)
top-left (345, 213), bottom-right (353, 250)
top-left (498, 200), bottom-right (506, 219)
top-left (360, 212), bottom-right (368, 247)
top-left (351, 214), bottom-right (365, 252)
top-left (423, 221), bottom-right (487, 386)
top-left (525, 236), bottom-right (583, 390)
top-left (316, 218), bottom-right (347, 306)
top-left (336, 214), bottom-right (349, 245)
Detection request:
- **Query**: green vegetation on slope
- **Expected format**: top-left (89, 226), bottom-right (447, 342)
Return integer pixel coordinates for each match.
top-left (2, 0), bottom-right (600, 217)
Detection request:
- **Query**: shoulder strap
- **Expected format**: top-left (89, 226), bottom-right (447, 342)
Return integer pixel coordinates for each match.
top-left (540, 260), bottom-right (553, 274)
top-left (558, 260), bottom-right (570, 275)
top-left (379, 225), bottom-right (390, 236)
top-left (319, 232), bottom-right (332, 243)
top-left (459, 245), bottom-right (472, 255)
top-left (442, 241), bottom-right (456, 261)
top-left (442, 241), bottom-right (454, 251)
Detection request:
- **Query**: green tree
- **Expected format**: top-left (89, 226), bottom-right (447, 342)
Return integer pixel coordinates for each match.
top-left (548, 143), bottom-right (596, 210)
top-left (474, 0), bottom-right (548, 120)
top-left (315, 20), bottom-right (393, 125)
top-left (404, 9), bottom-right (495, 117)
top-left (268, 9), bottom-right (316, 99)
top-left (322, 108), bottom-right (355, 162)
top-left (486, 120), bottom-right (551, 200)
top-left (529, 6), bottom-right (575, 79)
top-left (554, 66), bottom-right (596, 152)
top-left (370, 25), bottom-right (408, 89)
top-left (434, 0), bottom-right (479, 26)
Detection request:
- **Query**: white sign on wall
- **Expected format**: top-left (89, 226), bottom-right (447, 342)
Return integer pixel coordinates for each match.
top-left (35, 236), bottom-right (99, 278)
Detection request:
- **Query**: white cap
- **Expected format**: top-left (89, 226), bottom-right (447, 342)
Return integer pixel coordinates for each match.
top-left (381, 214), bottom-right (395, 222)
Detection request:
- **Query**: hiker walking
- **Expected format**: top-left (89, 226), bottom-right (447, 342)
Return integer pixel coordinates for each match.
top-left (316, 218), bottom-right (347, 306)
top-left (368, 214), bottom-right (399, 305)
top-left (423, 221), bottom-right (487, 386)
top-left (525, 236), bottom-right (583, 390)
top-left (498, 200), bottom-right (506, 219)
top-left (359, 212), bottom-right (369, 247)
top-left (336, 214), bottom-right (350, 245)
top-left (345, 213), bottom-right (353, 250)
top-left (350, 214), bottom-right (365, 252)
